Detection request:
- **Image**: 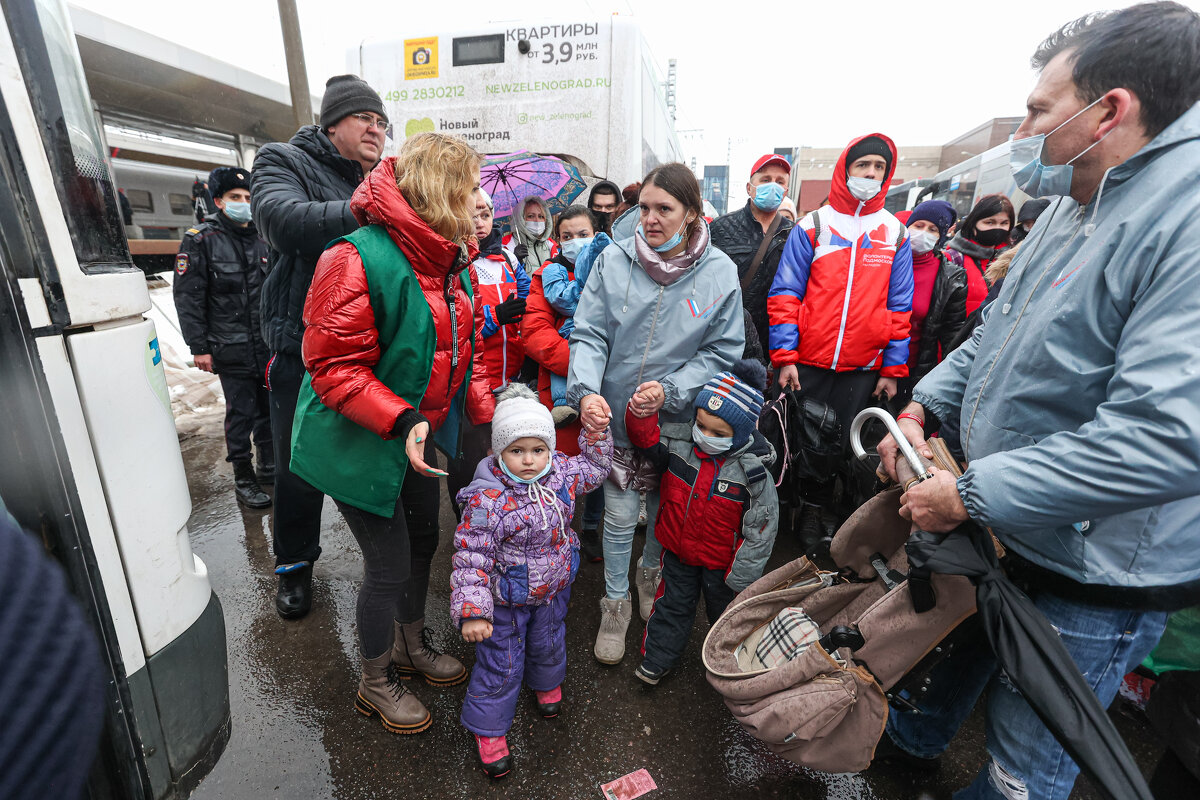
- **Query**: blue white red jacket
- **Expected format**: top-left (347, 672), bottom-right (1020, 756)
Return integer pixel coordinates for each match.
top-left (767, 134), bottom-right (914, 377)
top-left (625, 405), bottom-right (778, 592)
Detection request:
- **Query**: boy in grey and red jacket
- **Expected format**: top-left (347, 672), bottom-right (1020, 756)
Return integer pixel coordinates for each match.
top-left (624, 359), bottom-right (779, 685)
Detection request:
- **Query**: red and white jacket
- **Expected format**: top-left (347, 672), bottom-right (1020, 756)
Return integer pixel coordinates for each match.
top-left (767, 133), bottom-right (914, 377)
top-left (473, 231), bottom-right (530, 391)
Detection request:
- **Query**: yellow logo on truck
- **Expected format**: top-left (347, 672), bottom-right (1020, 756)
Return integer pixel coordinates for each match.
top-left (404, 37), bottom-right (438, 80)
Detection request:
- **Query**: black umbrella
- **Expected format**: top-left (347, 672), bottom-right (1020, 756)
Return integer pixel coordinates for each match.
top-left (906, 523), bottom-right (1154, 800)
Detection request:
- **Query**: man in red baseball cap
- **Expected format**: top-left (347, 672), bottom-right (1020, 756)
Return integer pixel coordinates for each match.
top-left (710, 154), bottom-right (795, 362)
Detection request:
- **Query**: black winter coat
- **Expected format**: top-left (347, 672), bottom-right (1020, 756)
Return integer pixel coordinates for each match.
top-left (252, 125), bottom-right (367, 355)
top-left (710, 203), bottom-right (793, 353)
top-left (173, 212), bottom-right (270, 374)
top-left (912, 252), bottom-right (968, 380)
top-left (742, 308), bottom-right (765, 367)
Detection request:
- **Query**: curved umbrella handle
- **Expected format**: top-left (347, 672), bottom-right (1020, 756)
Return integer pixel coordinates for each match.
top-left (850, 407), bottom-right (932, 483)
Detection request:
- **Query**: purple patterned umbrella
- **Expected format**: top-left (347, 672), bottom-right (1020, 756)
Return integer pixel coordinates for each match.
top-left (481, 151), bottom-right (586, 219)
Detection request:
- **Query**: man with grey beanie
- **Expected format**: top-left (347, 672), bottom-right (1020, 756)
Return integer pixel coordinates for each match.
top-left (251, 74), bottom-right (389, 620)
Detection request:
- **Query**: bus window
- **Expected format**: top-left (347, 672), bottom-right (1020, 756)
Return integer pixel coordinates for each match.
top-left (125, 188), bottom-right (154, 213)
top-left (10, 0), bottom-right (130, 271)
top-left (168, 192), bottom-right (193, 216)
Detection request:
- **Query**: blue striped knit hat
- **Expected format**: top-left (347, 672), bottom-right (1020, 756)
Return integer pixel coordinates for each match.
top-left (693, 359), bottom-right (767, 449)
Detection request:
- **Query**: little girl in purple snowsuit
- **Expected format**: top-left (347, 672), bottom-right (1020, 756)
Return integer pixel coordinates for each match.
top-left (451, 383), bottom-right (612, 779)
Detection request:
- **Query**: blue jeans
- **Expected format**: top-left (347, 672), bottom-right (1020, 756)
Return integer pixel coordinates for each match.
top-left (886, 590), bottom-right (1168, 800)
top-left (601, 481), bottom-right (660, 599)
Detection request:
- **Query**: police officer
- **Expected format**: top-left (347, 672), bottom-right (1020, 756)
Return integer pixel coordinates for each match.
top-left (174, 166), bottom-right (272, 509)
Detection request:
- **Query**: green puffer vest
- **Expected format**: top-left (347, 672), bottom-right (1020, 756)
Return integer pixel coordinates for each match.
top-left (290, 224), bottom-right (472, 517)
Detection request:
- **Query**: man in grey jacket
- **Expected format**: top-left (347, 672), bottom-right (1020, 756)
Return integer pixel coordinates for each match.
top-left (876, 5), bottom-right (1200, 798)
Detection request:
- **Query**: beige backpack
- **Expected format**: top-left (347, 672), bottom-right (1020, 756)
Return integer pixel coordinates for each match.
top-left (703, 439), bottom-right (979, 773)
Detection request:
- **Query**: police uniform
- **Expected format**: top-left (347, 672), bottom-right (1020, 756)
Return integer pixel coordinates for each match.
top-left (173, 168), bottom-right (271, 473)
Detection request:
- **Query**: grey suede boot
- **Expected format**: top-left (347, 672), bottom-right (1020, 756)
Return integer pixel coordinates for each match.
top-left (594, 594), bottom-right (632, 665)
top-left (634, 563), bottom-right (662, 621)
top-left (391, 619), bottom-right (468, 686)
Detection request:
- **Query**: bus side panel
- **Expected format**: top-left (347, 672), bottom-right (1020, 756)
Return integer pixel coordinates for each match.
top-left (66, 317), bottom-right (211, 656)
top-left (34, 334), bottom-right (147, 673)
top-left (143, 590), bottom-right (231, 798)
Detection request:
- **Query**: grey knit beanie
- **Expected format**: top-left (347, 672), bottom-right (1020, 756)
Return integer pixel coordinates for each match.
top-left (319, 74), bottom-right (387, 129)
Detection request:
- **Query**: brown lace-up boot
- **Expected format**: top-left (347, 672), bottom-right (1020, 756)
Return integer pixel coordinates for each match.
top-left (391, 619), bottom-right (468, 686)
top-left (354, 651), bottom-right (431, 734)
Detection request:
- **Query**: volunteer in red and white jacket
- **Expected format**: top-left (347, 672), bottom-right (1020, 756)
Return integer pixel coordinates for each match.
top-left (768, 133), bottom-right (913, 419)
top-left (472, 188), bottom-right (530, 392)
top-left (767, 133), bottom-right (913, 523)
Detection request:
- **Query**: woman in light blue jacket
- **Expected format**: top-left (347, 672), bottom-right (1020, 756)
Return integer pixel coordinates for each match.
top-left (567, 163), bottom-right (745, 665)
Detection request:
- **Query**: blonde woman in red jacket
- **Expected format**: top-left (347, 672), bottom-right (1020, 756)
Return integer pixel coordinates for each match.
top-left (292, 133), bottom-right (494, 735)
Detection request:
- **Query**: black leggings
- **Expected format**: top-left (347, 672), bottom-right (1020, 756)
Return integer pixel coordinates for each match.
top-left (335, 458), bottom-right (441, 659)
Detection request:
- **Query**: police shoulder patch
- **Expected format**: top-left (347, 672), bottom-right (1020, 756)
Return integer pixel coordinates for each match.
top-left (175, 253), bottom-right (189, 274)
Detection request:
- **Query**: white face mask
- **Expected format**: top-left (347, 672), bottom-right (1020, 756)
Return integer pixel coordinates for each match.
top-left (526, 219), bottom-right (546, 236)
top-left (908, 229), bottom-right (939, 254)
top-left (692, 423), bottom-right (733, 455)
top-left (846, 177), bottom-right (882, 202)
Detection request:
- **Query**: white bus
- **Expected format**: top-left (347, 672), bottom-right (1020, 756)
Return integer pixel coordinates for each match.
top-left (351, 16), bottom-right (683, 188)
top-left (920, 141), bottom-right (1032, 218)
top-left (0, 1), bottom-right (228, 796)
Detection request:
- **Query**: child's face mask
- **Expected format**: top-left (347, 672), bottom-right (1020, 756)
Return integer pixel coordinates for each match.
top-left (499, 437), bottom-right (552, 483)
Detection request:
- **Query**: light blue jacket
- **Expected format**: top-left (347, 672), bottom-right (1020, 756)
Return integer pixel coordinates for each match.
top-left (567, 217), bottom-right (745, 447)
top-left (543, 232), bottom-right (611, 318)
top-left (915, 102), bottom-right (1200, 589)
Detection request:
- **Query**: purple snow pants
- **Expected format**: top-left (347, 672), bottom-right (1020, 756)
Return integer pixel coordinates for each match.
top-left (460, 587), bottom-right (571, 737)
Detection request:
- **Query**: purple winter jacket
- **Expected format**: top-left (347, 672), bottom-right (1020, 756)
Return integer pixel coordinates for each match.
top-left (450, 429), bottom-right (612, 626)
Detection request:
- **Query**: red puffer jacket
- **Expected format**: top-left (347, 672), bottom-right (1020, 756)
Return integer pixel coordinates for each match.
top-left (301, 157), bottom-right (494, 438)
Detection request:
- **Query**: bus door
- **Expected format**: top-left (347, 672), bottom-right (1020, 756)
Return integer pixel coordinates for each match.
top-left (0, 1), bottom-right (229, 797)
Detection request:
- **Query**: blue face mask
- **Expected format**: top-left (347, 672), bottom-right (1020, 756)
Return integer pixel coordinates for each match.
top-left (1010, 95), bottom-right (1111, 198)
top-left (638, 218), bottom-right (689, 253)
top-left (499, 457), bottom-right (552, 485)
top-left (560, 236), bottom-right (593, 264)
top-left (222, 200), bottom-right (252, 224)
top-left (692, 423), bottom-right (733, 455)
top-left (752, 182), bottom-right (785, 211)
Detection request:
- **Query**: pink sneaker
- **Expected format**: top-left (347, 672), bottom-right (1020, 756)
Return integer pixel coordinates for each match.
top-left (534, 686), bottom-right (562, 718)
top-left (474, 734), bottom-right (511, 779)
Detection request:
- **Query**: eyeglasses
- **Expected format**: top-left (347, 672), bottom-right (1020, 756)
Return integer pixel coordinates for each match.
top-left (351, 112), bottom-right (390, 132)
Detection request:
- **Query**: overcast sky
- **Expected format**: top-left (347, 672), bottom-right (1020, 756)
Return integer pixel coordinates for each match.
top-left (71, 0), bottom-right (1200, 175)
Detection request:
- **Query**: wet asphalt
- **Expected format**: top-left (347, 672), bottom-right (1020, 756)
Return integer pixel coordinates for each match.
top-left (178, 409), bottom-right (1163, 800)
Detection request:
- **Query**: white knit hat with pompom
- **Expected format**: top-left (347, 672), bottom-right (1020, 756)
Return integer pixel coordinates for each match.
top-left (491, 383), bottom-right (555, 455)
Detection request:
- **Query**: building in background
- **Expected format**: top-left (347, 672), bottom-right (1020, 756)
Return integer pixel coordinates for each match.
top-left (702, 165), bottom-right (729, 216)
